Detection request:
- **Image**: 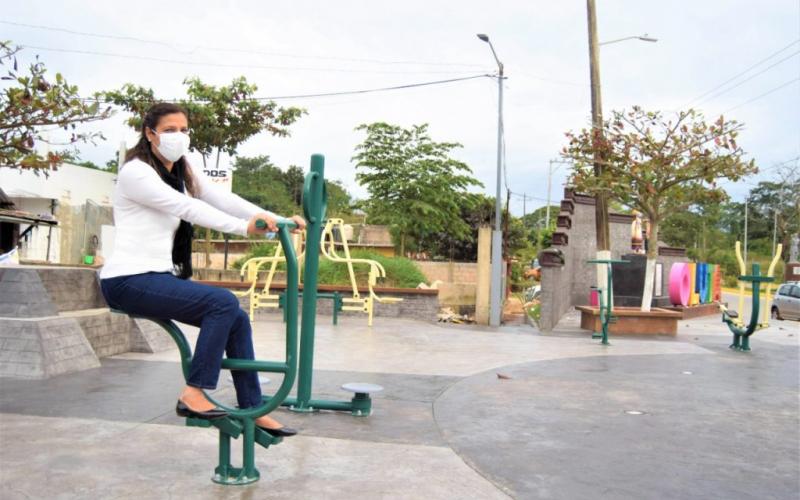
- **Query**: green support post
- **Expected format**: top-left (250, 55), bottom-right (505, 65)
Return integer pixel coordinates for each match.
top-left (586, 259), bottom-right (629, 346)
top-left (281, 154), bottom-right (375, 416)
top-left (289, 154), bottom-right (325, 413)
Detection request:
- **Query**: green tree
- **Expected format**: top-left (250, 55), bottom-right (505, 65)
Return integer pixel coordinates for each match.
top-left (103, 76), bottom-right (304, 168)
top-left (661, 198), bottom-right (728, 259)
top-left (231, 155), bottom-right (354, 219)
top-left (325, 179), bottom-right (354, 218)
top-left (521, 204), bottom-right (560, 252)
top-left (0, 42), bottom-right (112, 172)
top-left (424, 193), bottom-right (493, 260)
top-left (352, 122), bottom-right (483, 255)
top-left (232, 155), bottom-right (297, 216)
top-left (563, 106), bottom-right (757, 311)
top-left (105, 157), bottom-right (119, 173)
top-left (747, 166), bottom-right (800, 260)
top-left (281, 165), bottom-right (305, 206)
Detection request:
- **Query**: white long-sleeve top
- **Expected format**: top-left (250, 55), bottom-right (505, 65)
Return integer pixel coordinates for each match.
top-left (100, 159), bottom-right (279, 279)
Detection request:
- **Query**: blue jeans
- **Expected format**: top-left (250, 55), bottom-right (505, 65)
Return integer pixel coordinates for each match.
top-left (100, 272), bottom-right (261, 408)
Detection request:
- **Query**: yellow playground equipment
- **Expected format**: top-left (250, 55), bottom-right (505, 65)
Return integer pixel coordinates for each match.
top-left (235, 232), bottom-right (305, 320)
top-left (236, 219), bottom-right (402, 326)
top-left (719, 241), bottom-right (783, 330)
top-left (320, 218), bottom-right (403, 326)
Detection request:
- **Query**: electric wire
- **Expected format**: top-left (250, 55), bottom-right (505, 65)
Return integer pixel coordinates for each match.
top-left (694, 50), bottom-right (800, 106)
top-left (2, 20), bottom-right (484, 68)
top-left (722, 77), bottom-right (800, 113)
top-left (78, 74), bottom-right (494, 103)
top-left (686, 38), bottom-right (800, 105)
top-left (22, 44), bottom-right (490, 75)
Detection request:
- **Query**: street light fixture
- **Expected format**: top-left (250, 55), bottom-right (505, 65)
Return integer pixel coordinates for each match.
top-left (599, 33), bottom-right (658, 46)
top-left (476, 33), bottom-right (505, 327)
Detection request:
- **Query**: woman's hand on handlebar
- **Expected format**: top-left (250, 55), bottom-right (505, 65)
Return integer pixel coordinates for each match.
top-left (247, 213), bottom-right (278, 235)
top-left (288, 215), bottom-right (307, 234)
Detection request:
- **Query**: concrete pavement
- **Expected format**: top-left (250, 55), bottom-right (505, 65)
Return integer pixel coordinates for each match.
top-left (0, 309), bottom-right (797, 499)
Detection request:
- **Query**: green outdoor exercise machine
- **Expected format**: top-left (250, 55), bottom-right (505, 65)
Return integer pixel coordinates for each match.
top-left (719, 241), bottom-right (781, 352)
top-left (720, 263), bottom-right (774, 351)
top-left (114, 220), bottom-right (299, 485)
top-left (114, 155), bottom-right (380, 485)
top-left (269, 154), bottom-right (383, 417)
top-left (587, 258), bottom-right (629, 345)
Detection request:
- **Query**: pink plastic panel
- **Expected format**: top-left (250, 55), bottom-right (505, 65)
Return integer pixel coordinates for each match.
top-left (669, 263), bottom-right (691, 306)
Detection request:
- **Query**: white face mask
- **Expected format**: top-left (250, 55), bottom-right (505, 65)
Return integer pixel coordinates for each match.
top-left (152, 130), bottom-right (190, 162)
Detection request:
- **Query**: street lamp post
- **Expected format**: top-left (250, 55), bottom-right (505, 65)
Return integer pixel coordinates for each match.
top-left (477, 33), bottom-right (504, 327)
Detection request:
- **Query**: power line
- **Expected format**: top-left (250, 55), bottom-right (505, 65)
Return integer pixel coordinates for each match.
top-left (3, 20), bottom-right (484, 68)
top-left (695, 50), bottom-right (800, 105)
top-left (723, 77), bottom-right (800, 113)
top-left (510, 192), bottom-right (549, 202)
top-left (22, 44), bottom-right (490, 75)
top-left (686, 38), bottom-right (800, 105)
top-left (82, 74), bottom-right (494, 103)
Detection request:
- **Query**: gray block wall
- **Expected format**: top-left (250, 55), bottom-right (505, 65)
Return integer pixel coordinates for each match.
top-left (539, 191), bottom-right (688, 331)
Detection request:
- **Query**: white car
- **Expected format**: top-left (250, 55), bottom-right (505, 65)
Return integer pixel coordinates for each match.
top-left (772, 282), bottom-right (800, 321)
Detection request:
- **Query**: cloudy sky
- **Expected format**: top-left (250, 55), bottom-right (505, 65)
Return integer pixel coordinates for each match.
top-left (4, 1), bottom-right (799, 215)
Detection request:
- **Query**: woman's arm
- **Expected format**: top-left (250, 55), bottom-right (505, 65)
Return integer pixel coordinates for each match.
top-left (190, 163), bottom-right (287, 221)
top-left (118, 162), bottom-right (250, 236)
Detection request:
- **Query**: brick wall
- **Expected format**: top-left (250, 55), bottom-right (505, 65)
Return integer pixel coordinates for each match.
top-left (358, 225), bottom-right (393, 245)
top-left (415, 261), bottom-right (478, 285)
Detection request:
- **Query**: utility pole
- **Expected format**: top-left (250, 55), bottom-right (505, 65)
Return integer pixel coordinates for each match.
top-left (522, 193), bottom-right (527, 222)
top-left (744, 196), bottom-right (749, 266)
top-left (772, 209), bottom-right (778, 257)
top-left (477, 33), bottom-right (505, 327)
top-left (587, 0), bottom-right (610, 256)
top-left (546, 162), bottom-right (553, 229)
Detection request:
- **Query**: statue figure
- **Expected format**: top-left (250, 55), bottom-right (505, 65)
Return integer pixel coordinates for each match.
top-left (631, 211), bottom-right (645, 254)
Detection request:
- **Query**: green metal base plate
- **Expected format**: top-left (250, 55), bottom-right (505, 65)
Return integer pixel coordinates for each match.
top-left (212, 466), bottom-right (260, 485)
top-left (287, 404), bottom-right (319, 413)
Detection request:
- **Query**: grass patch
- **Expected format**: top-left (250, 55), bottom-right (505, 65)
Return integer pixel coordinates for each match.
top-left (233, 244), bottom-right (427, 288)
top-left (318, 250), bottom-right (427, 288)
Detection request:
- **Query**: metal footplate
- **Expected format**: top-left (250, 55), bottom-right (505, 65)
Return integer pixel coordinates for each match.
top-left (341, 383), bottom-right (384, 417)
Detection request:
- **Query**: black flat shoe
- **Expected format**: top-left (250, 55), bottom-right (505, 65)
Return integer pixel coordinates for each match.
top-left (257, 425), bottom-right (298, 437)
top-left (176, 400), bottom-right (228, 420)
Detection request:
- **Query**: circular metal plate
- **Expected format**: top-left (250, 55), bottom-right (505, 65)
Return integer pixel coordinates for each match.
top-left (341, 382), bottom-right (384, 394)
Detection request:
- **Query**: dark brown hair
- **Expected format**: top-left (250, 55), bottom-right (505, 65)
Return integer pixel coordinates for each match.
top-left (125, 102), bottom-right (197, 196)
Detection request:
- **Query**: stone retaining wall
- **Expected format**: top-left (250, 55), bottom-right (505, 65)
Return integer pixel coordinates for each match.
top-left (238, 288), bottom-right (439, 322)
top-left (0, 266), bottom-right (173, 379)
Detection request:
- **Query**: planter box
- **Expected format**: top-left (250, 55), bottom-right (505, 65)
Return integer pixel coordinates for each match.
top-left (575, 305), bottom-right (681, 336)
top-left (663, 302), bottom-right (722, 319)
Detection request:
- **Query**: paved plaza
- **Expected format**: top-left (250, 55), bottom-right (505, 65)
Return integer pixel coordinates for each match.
top-left (1, 298), bottom-right (798, 499)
